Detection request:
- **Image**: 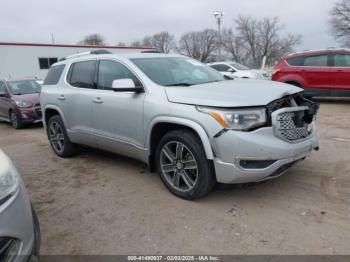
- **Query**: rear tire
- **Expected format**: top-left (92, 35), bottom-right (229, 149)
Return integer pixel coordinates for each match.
top-left (47, 115), bottom-right (75, 157)
top-left (156, 129), bottom-right (216, 200)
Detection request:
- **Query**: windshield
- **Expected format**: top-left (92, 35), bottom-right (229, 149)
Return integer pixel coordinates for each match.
top-left (230, 62), bottom-right (250, 71)
top-left (7, 80), bottom-right (41, 95)
top-left (131, 57), bottom-right (225, 86)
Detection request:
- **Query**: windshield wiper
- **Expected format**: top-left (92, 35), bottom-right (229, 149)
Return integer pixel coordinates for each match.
top-left (165, 83), bottom-right (193, 87)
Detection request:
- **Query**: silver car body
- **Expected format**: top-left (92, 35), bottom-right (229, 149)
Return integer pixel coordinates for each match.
top-left (0, 150), bottom-right (39, 262)
top-left (41, 53), bottom-right (319, 184)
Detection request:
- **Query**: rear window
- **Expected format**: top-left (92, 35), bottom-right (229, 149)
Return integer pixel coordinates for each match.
top-left (68, 61), bottom-right (97, 89)
top-left (286, 57), bottom-right (304, 66)
top-left (44, 64), bottom-right (65, 85)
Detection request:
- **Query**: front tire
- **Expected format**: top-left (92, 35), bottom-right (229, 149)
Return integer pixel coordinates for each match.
top-left (156, 129), bottom-right (216, 200)
top-left (47, 115), bottom-right (75, 157)
top-left (10, 111), bottom-right (23, 129)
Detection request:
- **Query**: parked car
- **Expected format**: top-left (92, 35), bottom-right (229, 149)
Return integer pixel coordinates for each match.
top-left (0, 79), bottom-right (42, 129)
top-left (41, 51), bottom-right (319, 199)
top-left (272, 48), bottom-right (350, 97)
top-left (0, 149), bottom-right (41, 261)
top-left (207, 61), bottom-right (264, 79)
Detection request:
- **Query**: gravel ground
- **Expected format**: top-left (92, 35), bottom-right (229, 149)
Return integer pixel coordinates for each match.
top-left (0, 99), bottom-right (350, 255)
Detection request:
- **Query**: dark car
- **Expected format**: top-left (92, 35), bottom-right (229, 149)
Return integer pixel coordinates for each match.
top-left (0, 79), bottom-right (42, 129)
top-left (272, 49), bottom-right (350, 97)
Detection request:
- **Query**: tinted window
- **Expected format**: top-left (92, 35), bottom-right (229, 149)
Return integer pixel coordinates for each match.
top-left (334, 54), bottom-right (350, 67)
top-left (0, 82), bottom-right (6, 93)
top-left (286, 57), bottom-right (304, 66)
top-left (39, 57), bottom-right (58, 69)
top-left (230, 62), bottom-right (250, 70)
top-left (98, 60), bottom-right (142, 90)
top-left (304, 55), bottom-right (328, 67)
top-left (44, 64), bottom-right (65, 85)
top-left (68, 61), bottom-right (97, 89)
top-left (210, 64), bottom-right (231, 72)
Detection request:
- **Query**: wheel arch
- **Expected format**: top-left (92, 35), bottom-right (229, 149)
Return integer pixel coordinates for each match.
top-left (147, 117), bottom-right (214, 172)
top-left (43, 105), bottom-right (66, 129)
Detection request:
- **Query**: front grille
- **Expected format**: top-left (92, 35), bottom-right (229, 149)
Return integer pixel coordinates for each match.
top-left (35, 108), bottom-right (42, 117)
top-left (272, 107), bottom-right (312, 142)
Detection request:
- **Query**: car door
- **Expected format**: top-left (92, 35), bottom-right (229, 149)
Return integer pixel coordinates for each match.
top-left (93, 59), bottom-right (146, 161)
top-left (0, 82), bottom-right (10, 119)
top-left (330, 53), bottom-right (350, 92)
top-left (63, 60), bottom-right (99, 147)
top-left (302, 55), bottom-right (331, 90)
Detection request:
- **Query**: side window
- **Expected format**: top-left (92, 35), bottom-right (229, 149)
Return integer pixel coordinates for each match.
top-left (210, 64), bottom-right (230, 72)
top-left (286, 57), bottom-right (304, 66)
top-left (0, 82), bottom-right (6, 93)
top-left (304, 55), bottom-right (328, 67)
top-left (44, 64), bottom-right (65, 85)
top-left (97, 60), bottom-right (142, 90)
top-left (68, 61), bottom-right (97, 89)
top-left (334, 54), bottom-right (350, 67)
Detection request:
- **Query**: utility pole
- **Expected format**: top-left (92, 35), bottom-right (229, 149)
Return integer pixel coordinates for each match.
top-left (213, 11), bottom-right (224, 61)
top-left (51, 33), bottom-right (55, 44)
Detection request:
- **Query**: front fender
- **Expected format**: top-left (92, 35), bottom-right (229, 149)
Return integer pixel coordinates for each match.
top-left (146, 116), bottom-right (214, 160)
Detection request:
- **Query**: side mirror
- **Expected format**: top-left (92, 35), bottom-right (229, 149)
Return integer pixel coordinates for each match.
top-left (227, 68), bottom-right (235, 73)
top-left (111, 79), bottom-right (143, 93)
top-left (0, 92), bottom-right (6, 98)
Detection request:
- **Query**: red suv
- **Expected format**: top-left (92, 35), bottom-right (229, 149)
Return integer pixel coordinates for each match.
top-left (272, 49), bottom-right (350, 97)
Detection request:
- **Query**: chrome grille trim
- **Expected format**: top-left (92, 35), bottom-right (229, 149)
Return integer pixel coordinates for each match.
top-left (272, 106), bottom-right (313, 143)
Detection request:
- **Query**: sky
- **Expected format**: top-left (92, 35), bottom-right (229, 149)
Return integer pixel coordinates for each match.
top-left (0, 0), bottom-right (339, 51)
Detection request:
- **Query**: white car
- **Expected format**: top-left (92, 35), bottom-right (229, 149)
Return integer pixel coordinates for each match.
top-left (208, 62), bottom-right (263, 79)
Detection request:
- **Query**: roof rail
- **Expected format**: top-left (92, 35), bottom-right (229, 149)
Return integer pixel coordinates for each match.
top-left (60, 50), bottom-right (112, 61)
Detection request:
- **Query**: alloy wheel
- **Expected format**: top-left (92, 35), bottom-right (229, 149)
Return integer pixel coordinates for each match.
top-left (11, 112), bottom-right (18, 128)
top-left (160, 141), bottom-right (198, 192)
top-left (48, 121), bottom-right (65, 153)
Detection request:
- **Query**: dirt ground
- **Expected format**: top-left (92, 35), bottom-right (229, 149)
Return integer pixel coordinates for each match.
top-left (1, 99), bottom-right (350, 255)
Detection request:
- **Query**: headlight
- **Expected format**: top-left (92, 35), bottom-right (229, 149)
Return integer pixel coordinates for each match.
top-left (15, 100), bottom-right (32, 108)
top-left (197, 106), bottom-right (267, 131)
top-left (0, 161), bottom-right (19, 201)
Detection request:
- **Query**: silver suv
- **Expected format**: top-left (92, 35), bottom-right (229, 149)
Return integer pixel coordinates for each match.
top-left (40, 51), bottom-right (319, 199)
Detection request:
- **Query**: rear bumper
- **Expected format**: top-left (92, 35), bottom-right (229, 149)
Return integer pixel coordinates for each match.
top-left (212, 127), bottom-right (319, 184)
top-left (0, 181), bottom-right (38, 262)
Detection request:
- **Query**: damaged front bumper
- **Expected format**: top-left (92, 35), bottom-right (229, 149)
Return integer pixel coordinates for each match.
top-left (211, 94), bottom-right (319, 184)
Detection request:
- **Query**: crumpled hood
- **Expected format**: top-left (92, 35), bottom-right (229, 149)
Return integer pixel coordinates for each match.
top-left (12, 93), bottom-right (40, 105)
top-left (165, 79), bottom-right (302, 107)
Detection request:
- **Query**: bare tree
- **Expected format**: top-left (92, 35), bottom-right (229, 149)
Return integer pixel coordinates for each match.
top-left (235, 15), bottom-right (260, 67)
top-left (178, 29), bottom-right (218, 62)
top-left (231, 15), bottom-right (301, 67)
top-left (221, 28), bottom-right (247, 63)
top-left (116, 42), bottom-right (126, 47)
top-left (79, 33), bottom-right (106, 45)
top-left (130, 41), bottom-right (143, 47)
top-left (143, 31), bottom-right (175, 53)
top-left (330, 0), bottom-right (350, 46)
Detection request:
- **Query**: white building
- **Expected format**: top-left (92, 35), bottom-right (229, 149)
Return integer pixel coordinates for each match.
top-left (0, 42), bottom-right (154, 80)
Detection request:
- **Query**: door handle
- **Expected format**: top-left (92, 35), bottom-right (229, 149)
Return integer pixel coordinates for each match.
top-left (92, 97), bottom-right (103, 104)
top-left (57, 95), bottom-right (66, 101)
